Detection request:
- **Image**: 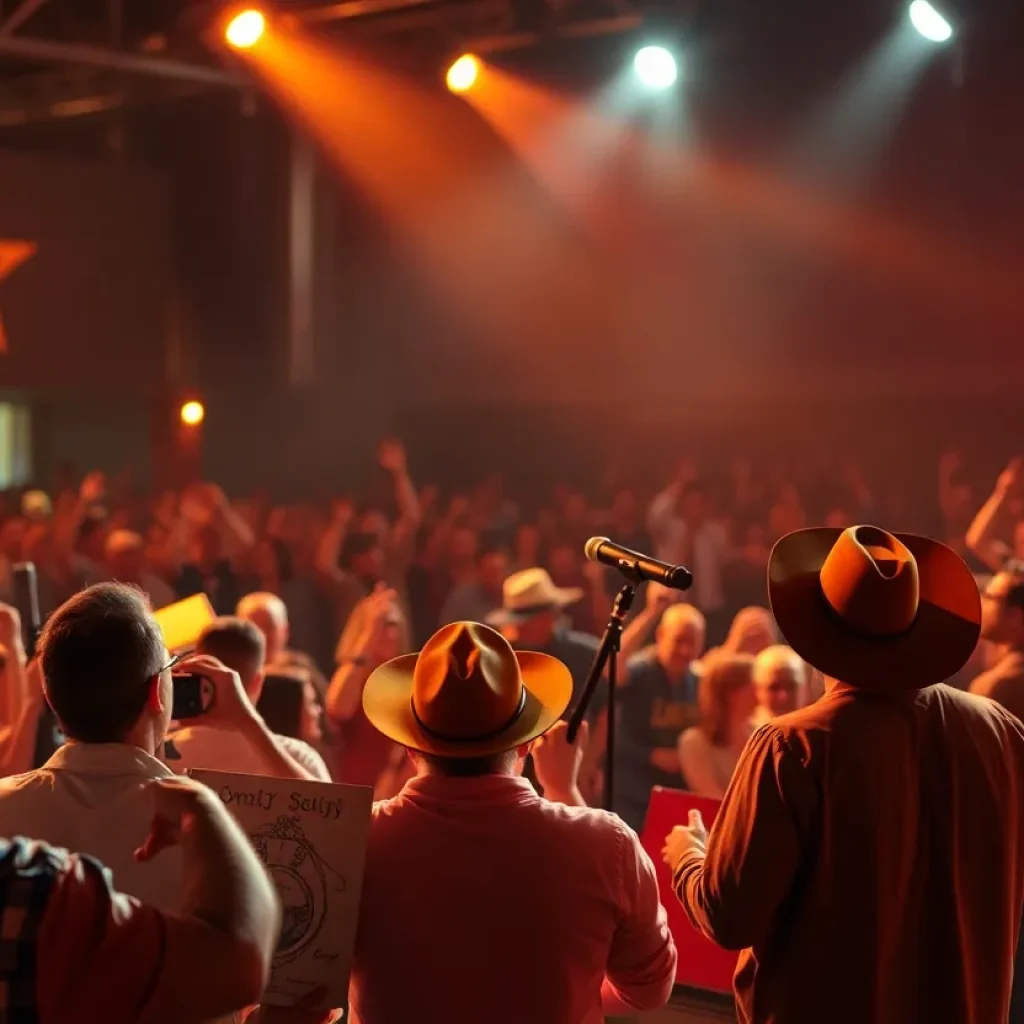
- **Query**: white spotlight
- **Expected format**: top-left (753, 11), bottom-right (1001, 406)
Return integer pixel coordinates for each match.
top-left (634, 46), bottom-right (678, 90)
top-left (909, 1), bottom-right (954, 42)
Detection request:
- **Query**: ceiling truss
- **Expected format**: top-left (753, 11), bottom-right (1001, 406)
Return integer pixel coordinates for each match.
top-left (0, 0), bottom-right (651, 127)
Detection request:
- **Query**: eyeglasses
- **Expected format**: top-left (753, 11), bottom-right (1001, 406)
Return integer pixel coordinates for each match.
top-left (158, 650), bottom-right (193, 675)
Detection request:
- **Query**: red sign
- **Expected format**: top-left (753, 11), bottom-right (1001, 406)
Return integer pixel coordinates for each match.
top-left (639, 786), bottom-right (739, 994)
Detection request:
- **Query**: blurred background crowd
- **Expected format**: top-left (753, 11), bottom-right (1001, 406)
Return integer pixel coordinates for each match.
top-left (2, 438), bottom-right (1020, 819)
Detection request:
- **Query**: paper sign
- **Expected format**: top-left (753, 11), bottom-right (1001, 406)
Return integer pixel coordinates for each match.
top-left (640, 786), bottom-right (739, 995)
top-left (153, 593), bottom-right (215, 652)
top-left (190, 769), bottom-right (374, 1009)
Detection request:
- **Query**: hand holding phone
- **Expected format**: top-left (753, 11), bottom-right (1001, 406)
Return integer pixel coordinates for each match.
top-left (171, 673), bottom-right (217, 720)
top-left (171, 653), bottom-right (257, 730)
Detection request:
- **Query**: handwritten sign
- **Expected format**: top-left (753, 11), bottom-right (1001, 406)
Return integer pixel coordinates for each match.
top-left (190, 769), bottom-right (373, 1009)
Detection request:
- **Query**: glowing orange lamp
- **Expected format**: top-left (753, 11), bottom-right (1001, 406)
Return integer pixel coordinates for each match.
top-left (180, 400), bottom-right (205, 427)
top-left (446, 54), bottom-right (480, 94)
top-left (225, 9), bottom-right (266, 50)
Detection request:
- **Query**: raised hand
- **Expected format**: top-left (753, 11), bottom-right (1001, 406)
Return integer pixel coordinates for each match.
top-left (377, 438), bottom-right (408, 475)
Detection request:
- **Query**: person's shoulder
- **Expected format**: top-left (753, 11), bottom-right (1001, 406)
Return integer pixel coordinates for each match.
top-left (563, 628), bottom-right (600, 652)
top-left (625, 646), bottom-right (659, 678)
top-left (277, 735), bottom-right (331, 781)
top-left (0, 765), bottom-right (54, 798)
top-left (677, 725), bottom-right (707, 753)
top-left (530, 799), bottom-right (640, 851)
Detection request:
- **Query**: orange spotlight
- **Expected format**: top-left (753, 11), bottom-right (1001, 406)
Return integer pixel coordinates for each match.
top-left (446, 54), bottom-right (480, 94)
top-left (180, 400), bottom-right (205, 427)
top-left (225, 9), bottom-right (265, 49)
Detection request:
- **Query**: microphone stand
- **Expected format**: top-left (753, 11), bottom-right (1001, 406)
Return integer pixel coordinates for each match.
top-left (566, 582), bottom-right (636, 813)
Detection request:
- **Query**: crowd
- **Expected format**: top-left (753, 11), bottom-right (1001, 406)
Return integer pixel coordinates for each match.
top-left (0, 439), bottom-right (1023, 1020)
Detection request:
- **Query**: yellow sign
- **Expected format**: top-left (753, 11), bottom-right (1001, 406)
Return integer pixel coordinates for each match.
top-left (0, 239), bottom-right (36, 353)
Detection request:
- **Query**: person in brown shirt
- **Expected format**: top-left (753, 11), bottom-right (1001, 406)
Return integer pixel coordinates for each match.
top-left (663, 524), bottom-right (1024, 1024)
top-left (970, 569), bottom-right (1024, 722)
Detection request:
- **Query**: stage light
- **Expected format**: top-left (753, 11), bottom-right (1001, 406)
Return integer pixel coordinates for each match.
top-left (634, 46), bottom-right (678, 90)
top-left (225, 9), bottom-right (265, 50)
top-left (446, 55), bottom-right (480, 94)
top-left (909, 1), bottom-right (953, 42)
top-left (180, 400), bottom-right (205, 427)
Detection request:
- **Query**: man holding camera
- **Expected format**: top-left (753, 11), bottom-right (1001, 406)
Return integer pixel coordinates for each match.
top-left (0, 582), bottom-right (309, 910)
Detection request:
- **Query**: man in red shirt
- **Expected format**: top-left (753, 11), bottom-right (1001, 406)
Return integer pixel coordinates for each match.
top-left (352, 620), bottom-right (677, 1024)
top-left (664, 524), bottom-right (1024, 1024)
top-left (5, 776), bottom-right (280, 1022)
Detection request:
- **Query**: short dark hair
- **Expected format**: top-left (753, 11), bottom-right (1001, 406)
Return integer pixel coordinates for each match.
top-left (256, 671), bottom-right (308, 739)
top-left (416, 749), bottom-right (519, 777)
top-left (39, 583), bottom-right (164, 743)
top-left (196, 617), bottom-right (266, 680)
top-left (341, 531), bottom-right (381, 568)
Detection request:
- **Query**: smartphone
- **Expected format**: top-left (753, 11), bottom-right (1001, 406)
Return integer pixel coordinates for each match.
top-left (171, 673), bottom-right (216, 720)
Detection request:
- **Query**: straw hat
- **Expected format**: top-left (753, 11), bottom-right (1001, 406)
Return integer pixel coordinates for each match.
top-left (767, 525), bottom-right (980, 690)
top-left (362, 621), bottom-right (573, 758)
top-left (486, 568), bottom-right (583, 626)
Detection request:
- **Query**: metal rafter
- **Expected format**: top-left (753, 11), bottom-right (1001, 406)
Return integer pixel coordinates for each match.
top-left (0, 34), bottom-right (242, 86)
top-left (0, 0), bottom-right (48, 38)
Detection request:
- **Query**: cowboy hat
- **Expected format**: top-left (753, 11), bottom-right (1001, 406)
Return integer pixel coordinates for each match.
top-left (767, 525), bottom-right (981, 690)
top-left (362, 621), bottom-right (573, 758)
top-left (486, 568), bottom-right (583, 626)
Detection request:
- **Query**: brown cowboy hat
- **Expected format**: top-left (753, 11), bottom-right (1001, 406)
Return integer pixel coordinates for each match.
top-left (362, 621), bottom-right (573, 758)
top-left (767, 525), bottom-right (981, 690)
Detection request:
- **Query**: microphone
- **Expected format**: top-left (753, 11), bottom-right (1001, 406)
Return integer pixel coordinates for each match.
top-left (584, 537), bottom-right (693, 592)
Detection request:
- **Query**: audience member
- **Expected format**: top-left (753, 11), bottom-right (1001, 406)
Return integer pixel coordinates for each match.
top-left (104, 529), bottom-right (176, 609)
top-left (167, 616), bottom-right (329, 781)
top-left (237, 590), bottom-right (328, 696)
top-left (647, 474), bottom-right (730, 641)
top-left (751, 645), bottom-right (808, 725)
top-left (969, 569), bottom-right (1024, 722)
top-left (326, 585), bottom-right (411, 793)
top-left (316, 439), bottom-right (421, 636)
top-left (437, 543), bottom-right (509, 625)
top-left (0, 584), bottom-right (298, 909)
top-left (966, 457), bottom-right (1024, 571)
top-left (611, 603), bottom-right (705, 831)
top-left (488, 567), bottom-right (599, 704)
top-left (0, 777), bottom-right (280, 1022)
top-left (664, 524), bottom-right (1024, 1023)
top-left (257, 669), bottom-right (323, 749)
top-left (677, 653), bottom-right (756, 799)
top-left (351, 620), bottom-right (677, 1023)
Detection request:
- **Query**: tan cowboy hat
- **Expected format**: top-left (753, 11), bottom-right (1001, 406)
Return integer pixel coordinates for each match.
top-left (486, 568), bottom-right (583, 626)
top-left (362, 621), bottom-right (573, 757)
top-left (767, 525), bottom-right (981, 690)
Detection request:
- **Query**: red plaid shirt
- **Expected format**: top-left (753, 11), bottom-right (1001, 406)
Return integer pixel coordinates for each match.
top-left (0, 836), bottom-right (166, 1022)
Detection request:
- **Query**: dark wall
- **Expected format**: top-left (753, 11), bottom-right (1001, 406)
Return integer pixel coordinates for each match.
top-left (0, 149), bottom-right (170, 396)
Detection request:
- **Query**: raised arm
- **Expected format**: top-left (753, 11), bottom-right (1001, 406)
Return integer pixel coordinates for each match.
top-left (133, 778), bottom-right (281, 1023)
top-left (378, 439), bottom-right (421, 561)
top-left (315, 501), bottom-right (354, 578)
top-left (966, 458), bottom-right (1021, 571)
top-left (179, 654), bottom-right (319, 782)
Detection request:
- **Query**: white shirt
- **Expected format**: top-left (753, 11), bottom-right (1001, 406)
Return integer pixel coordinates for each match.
top-left (677, 726), bottom-right (742, 800)
top-left (166, 725), bottom-right (331, 782)
top-left (0, 742), bottom-right (183, 912)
